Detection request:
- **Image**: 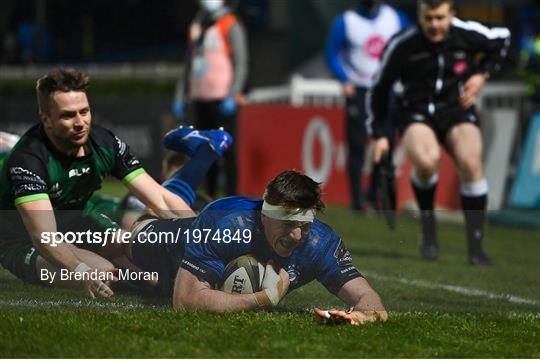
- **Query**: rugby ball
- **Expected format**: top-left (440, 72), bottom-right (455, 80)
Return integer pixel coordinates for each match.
top-left (221, 255), bottom-right (265, 294)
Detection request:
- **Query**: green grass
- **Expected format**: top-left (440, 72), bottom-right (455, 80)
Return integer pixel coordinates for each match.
top-left (1, 180), bottom-right (539, 357)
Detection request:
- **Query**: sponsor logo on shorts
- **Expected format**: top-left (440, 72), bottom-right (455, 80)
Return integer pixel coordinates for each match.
top-left (24, 247), bottom-right (36, 265)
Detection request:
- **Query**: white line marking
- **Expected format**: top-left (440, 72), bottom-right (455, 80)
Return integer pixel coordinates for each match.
top-left (2, 276), bottom-right (539, 311)
top-left (367, 272), bottom-right (540, 307)
top-left (0, 298), bottom-right (163, 309)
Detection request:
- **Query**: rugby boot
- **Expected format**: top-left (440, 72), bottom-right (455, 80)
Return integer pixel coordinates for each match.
top-left (198, 128), bottom-right (233, 157)
top-left (468, 251), bottom-right (493, 266)
top-left (164, 126), bottom-right (233, 157)
top-left (419, 210), bottom-right (438, 260)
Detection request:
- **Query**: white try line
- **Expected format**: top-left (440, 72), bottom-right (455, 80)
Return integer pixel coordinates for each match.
top-left (0, 298), bottom-right (163, 309)
top-left (367, 272), bottom-right (540, 307)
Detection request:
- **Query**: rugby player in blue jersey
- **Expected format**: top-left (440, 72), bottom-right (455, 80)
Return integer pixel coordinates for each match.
top-left (125, 127), bottom-right (388, 325)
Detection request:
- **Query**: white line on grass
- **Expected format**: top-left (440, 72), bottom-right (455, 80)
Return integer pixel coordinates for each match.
top-left (0, 298), bottom-right (163, 309)
top-left (367, 272), bottom-right (540, 307)
top-left (2, 276), bottom-right (538, 310)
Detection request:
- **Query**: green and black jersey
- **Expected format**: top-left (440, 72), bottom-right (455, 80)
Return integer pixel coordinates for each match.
top-left (0, 123), bottom-right (144, 251)
top-left (0, 152), bottom-right (8, 169)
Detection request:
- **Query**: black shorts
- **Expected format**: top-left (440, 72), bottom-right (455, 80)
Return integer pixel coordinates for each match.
top-left (0, 208), bottom-right (120, 284)
top-left (130, 217), bottom-right (195, 297)
top-left (398, 106), bottom-right (480, 144)
top-left (0, 242), bottom-right (40, 284)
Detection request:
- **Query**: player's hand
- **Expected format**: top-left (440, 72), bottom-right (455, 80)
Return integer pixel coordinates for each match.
top-left (459, 73), bottom-right (486, 109)
top-left (254, 260), bottom-right (289, 307)
top-left (314, 308), bottom-right (386, 325)
top-left (219, 97), bottom-right (237, 116)
top-left (343, 83), bottom-right (355, 98)
top-left (235, 94), bottom-right (246, 106)
top-left (78, 264), bottom-right (118, 299)
top-left (172, 100), bottom-right (185, 120)
top-left (373, 137), bottom-right (390, 164)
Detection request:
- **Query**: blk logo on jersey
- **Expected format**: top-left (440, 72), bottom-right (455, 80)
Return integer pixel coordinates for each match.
top-left (68, 167), bottom-right (90, 178)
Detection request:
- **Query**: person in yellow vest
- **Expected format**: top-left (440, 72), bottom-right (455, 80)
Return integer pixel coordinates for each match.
top-left (172, 0), bottom-right (249, 197)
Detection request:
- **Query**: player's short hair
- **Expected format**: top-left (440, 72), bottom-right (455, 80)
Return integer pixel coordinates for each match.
top-left (36, 68), bottom-right (90, 115)
top-left (418, 0), bottom-right (454, 9)
top-left (263, 170), bottom-right (325, 212)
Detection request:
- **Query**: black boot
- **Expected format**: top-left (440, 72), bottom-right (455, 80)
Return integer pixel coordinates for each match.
top-left (469, 252), bottom-right (493, 266)
top-left (419, 210), bottom-right (438, 260)
top-left (462, 195), bottom-right (493, 267)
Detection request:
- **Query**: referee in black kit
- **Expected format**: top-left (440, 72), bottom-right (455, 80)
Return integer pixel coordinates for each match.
top-left (368, 0), bottom-right (510, 265)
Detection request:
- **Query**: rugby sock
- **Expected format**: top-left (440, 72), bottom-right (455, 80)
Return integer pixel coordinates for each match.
top-left (411, 171), bottom-right (439, 246)
top-left (163, 143), bottom-right (219, 206)
top-left (460, 179), bottom-right (488, 256)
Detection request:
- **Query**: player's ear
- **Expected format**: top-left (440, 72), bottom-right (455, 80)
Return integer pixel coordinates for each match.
top-left (39, 112), bottom-right (47, 123)
top-left (449, 1), bottom-right (456, 16)
top-left (260, 213), bottom-right (272, 228)
top-left (39, 112), bottom-right (51, 128)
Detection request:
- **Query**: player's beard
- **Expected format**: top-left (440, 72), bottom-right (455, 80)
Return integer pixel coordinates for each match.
top-left (51, 126), bottom-right (90, 156)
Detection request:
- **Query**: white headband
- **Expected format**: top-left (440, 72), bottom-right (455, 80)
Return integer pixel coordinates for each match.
top-left (261, 201), bottom-right (315, 222)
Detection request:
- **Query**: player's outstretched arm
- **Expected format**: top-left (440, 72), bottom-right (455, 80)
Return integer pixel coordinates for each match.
top-left (126, 172), bottom-right (196, 220)
top-left (17, 199), bottom-right (115, 298)
top-left (339, 277), bottom-right (388, 321)
top-left (316, 277), bottom-right (388, 325)
top-left (18, 199), bottom-right (81, 271)
top-left (173, 264), bottom-right (289, 313)
top-left (173, 268), bottom-right (261, 312)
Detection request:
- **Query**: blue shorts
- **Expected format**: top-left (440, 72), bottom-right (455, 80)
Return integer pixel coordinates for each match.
top-left (130, 217), bottom-right (195, 297)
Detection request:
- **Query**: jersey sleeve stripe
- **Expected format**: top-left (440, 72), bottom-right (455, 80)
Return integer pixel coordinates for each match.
top-left (451, 17), bottom-right (510, 40)
top-left (366, 26), bottom-right (417, 134)
top-left (372, 26), bottom-right (417, 86)
top-left (121, 168), bottom-right (146, 185)
top-left (14, 193), bottom-right (49, 206)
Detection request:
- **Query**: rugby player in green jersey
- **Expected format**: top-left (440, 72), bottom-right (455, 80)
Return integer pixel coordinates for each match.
top-left (0, 68), bottom-right (230, 298)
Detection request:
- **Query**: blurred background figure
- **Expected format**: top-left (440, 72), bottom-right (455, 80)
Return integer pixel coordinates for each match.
top-left (172, 0), bottom-right (249, 197)
top-left (325, 0), bottom-right (409, 213)
top-left (519, 26), bottom-right (540, 106)
top-left (0, 132), bottom-right (20, 167)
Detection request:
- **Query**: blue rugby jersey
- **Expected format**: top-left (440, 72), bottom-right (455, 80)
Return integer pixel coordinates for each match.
top-left (180, 196), bottom-right (362, 295)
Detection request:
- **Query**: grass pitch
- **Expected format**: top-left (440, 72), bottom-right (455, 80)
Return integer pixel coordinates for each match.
top-left (1, 181), bottom-right (539, 357)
